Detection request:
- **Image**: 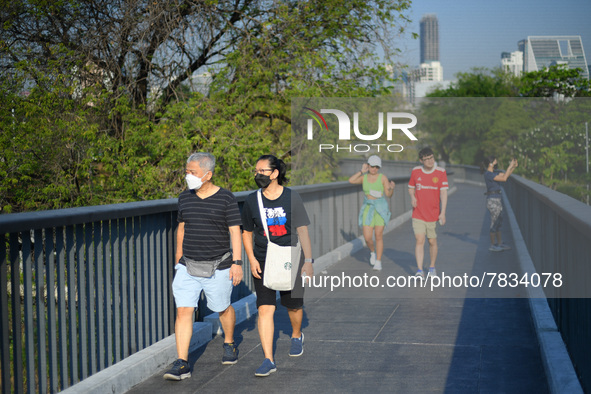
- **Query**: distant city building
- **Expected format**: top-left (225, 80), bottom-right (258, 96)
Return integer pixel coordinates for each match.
top-left (388, 66), bottom-right (450, 107)
top-left (420, 14), bottom-right (439, 64)
top-left (501, 51), bottom-right (523, 77)
top-left (416, 61), bottom-right (443, 82)
top-left (388, 13), bottom-right (451, 106)
top-left (522, 36), bottom-right (589, 79)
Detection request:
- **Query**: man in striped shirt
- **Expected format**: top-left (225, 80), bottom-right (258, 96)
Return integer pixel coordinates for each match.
top-left (164, 152), bottom-right (243, 381)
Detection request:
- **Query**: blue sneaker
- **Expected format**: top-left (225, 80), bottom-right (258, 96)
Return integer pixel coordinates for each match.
top-left (222, 342), bottom-right (238, 365)
top-left (163, 359), bottom-right (191, 381)
top-left (289, 332), bottom-right (304, 357)
top-left (255, 358), bottom-right (277, 377)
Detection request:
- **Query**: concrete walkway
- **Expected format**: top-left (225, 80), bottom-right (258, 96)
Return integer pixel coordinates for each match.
top-left (126, 184), bottom-right (550, 393)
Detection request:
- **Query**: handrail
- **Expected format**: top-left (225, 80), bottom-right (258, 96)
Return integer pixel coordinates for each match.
top-left (0, 175), bottom-right (411, 393)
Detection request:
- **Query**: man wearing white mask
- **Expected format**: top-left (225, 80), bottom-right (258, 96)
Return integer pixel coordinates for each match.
top-left (163, 152), bottom-right (243, 381)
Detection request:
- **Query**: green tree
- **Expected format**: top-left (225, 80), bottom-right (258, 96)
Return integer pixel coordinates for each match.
top-left (1, 0), bottom-right (413, 212)
top-left (427, 67), bottom-right (520, 98)
top-left (519, 64), bottom-right (591, 98)
top-left (417, 68), bottom-right (521, 165)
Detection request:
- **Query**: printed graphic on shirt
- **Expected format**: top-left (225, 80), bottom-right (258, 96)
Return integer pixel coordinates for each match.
top-left (264, 207), bottom-right (287, 236)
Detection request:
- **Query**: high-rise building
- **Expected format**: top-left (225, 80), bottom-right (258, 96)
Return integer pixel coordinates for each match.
top-left (522, 36), bottom-right (589, 79)
top-left (501, 51), bottom-right (523, 77)
top-left (414, 61), bottom-right (443, 82)
top-left (420, 14), bottom-right (439, 64)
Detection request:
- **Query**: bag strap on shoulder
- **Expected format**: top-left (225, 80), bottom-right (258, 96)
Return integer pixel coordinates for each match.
top-left (256, 189), bottom-right (272, 243)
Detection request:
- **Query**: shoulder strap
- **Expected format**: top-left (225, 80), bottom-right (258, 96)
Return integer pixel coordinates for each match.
top-left (256, 189), bottom-right (271, 242)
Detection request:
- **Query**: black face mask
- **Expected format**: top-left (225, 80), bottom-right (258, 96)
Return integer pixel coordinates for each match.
top-left (255, 173), bottom-right (272, 188)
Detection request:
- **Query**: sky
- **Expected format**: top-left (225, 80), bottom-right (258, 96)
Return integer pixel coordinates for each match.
top-left (393, 0), bottom-right (591, 80)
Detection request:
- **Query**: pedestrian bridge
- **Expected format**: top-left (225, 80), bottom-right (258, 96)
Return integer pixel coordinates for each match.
top-left (1, 163), bottom-right (590, 393)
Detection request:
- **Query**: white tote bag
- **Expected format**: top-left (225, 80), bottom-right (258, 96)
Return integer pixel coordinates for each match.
top-left (257, 190), bottom-right (301, 291)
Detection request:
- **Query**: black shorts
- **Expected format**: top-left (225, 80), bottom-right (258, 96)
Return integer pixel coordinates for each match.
top-left (252, 253), bottom-right (305, 309)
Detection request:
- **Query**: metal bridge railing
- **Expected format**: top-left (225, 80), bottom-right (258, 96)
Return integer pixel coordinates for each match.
top-left (0, 175), bottom-right (413, 393)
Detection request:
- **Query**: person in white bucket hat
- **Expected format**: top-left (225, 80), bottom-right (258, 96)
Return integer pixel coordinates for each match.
top-left (348, 155), bottom-right (395, 271)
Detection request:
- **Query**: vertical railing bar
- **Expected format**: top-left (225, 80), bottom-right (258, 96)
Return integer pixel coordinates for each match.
top-left (66, 225), bottom-right (78, 385)
top-left (76, 224), bottom-right (88, 380)
top-left (86, 223), bottom-right (97, 375)
top-left (0, 235), bottom-right (11, 394)
top-left (141, 216), bottom-right (150, 347)
top-left (112, 219), bottom-right (121, 363)
top-left (134, 216), bottom-right (143, 350)
top-left (45, 229), bottom-right (57, 393)
top-left (165, 213), bottom-right (175, 335)
top-left (118, 219), bottom-right (128, 360)
top-left (127, 218), bottom-right (136, 355)
top-left (95, 222), bottom-right (105, 370)
top-left (34, 229), bottom-right (47, 394)
top-left (10, 232), bottom-right (24, 394)
top-left (103, 221), bottom-right (113, 367)
top-left (21, 231), bottom-right (35, 394)
top-left (148, 215), bottom-right (156, 345)
top-left (159, 215), bottom-right (165, 339)
top-left (55, 227), bottom-right (68, 389)
top-left (155, 215), bottom-right (164, 340)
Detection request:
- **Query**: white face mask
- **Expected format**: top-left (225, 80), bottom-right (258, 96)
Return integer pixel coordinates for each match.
top-left (185, 172), bottom-right (208, 190)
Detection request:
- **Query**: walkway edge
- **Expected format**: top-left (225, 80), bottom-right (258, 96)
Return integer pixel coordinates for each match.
top-left (60, 321), bottom-right (213, 394)
top-left (503, 192), bottom-right (583, 394)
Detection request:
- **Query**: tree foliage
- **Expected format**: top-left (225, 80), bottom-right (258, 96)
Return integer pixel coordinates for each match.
top-left (1, 0), bottom-right (413, 212)
top-left (419, 66), bottom-right (591, 196)
top-left (519, 64), bottom-right (591, 98)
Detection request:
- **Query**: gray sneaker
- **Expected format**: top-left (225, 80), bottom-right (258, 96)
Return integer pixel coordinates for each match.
top-left (415, 270), bottom-right (425, 280)
top-left (428, 267), bottom-right (437, 277)
top-left (498, 243), bottom-right (511, 250)
top-left (489, 245), bottom-right (503, 252)
top-left (163, 359), bottom-right (191, 381)
top-left (222, 342), bottom-right (238, 365)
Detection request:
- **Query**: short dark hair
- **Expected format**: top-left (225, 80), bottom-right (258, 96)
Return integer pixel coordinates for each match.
top-left (418, 147), bottom-right (434, 159)
top-left (480, 155), bottom-right (497, 174)
top-left (257, 154), bottom-right (288, 185)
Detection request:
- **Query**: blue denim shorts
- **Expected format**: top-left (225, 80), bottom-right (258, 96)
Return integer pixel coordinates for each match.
top-left (172, 264), bottom-right (232, 312)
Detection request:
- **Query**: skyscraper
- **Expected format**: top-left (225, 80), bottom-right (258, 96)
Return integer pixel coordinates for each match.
top-left (420, 14), bottom-right (439, 64)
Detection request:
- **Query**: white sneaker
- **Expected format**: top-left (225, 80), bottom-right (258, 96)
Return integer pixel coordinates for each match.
top-left (373, 260), bottom-right (382, 271)
top-left (489, 245), bottom-right (503, 252)
top-left (369, 252), bottom-right (376, 266)
top-left (498, 243), bottom-right (511, 250)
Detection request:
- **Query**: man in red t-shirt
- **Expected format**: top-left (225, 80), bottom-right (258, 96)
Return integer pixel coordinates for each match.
top-left (408, 147), bottom-right (448, 280)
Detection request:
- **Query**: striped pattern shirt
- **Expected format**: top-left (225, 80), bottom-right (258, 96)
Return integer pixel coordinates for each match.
top-left (177, 187), bottom-right (242, 270)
